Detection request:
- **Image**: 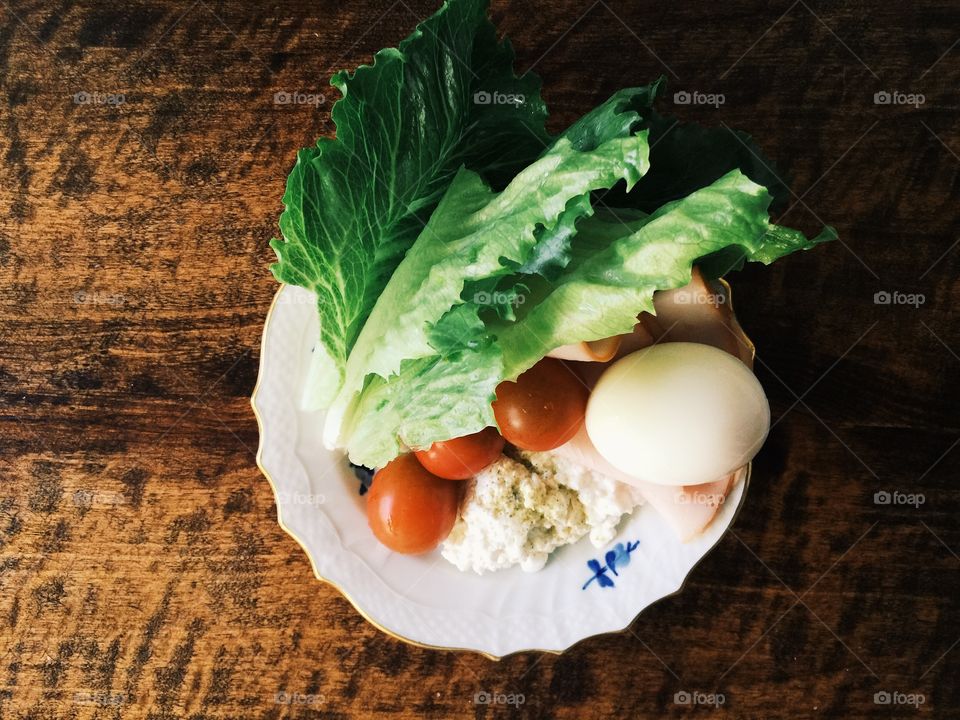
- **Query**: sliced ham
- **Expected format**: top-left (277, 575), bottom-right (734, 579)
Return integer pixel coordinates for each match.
top-left (548, 335), bottom-right (622, 362)
top-left (548, 267), bottom-right (753, 371)
top-left (637, 311), bottom-right (664, 344)
top-left (650, 267), bottom-right (754, 368)
top-left (543, 267), bottom-right (755, 540)
top-left (614, 320), bottom-right (657, 359)
top-left (554, 424), bottom-right (742, 542)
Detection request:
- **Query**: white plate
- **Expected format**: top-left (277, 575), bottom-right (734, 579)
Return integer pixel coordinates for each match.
top-left (252, 284), bottom-right (750, 659)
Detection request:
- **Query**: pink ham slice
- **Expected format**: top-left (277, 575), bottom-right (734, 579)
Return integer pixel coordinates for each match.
top-left (548, 267), bottom-right (753, 369)
top-left (648, 267), bottom-right (754, 368)
top-left (614, 320), bottom-right (657, 358)
top-left (548, 335), bottom-right (623, 362)
top-left (549, 324), bottom-right (657, 389)
top-left (554, 424), bottom-right (741, 542)
top-left (542, 267), bottom-right (755, 539)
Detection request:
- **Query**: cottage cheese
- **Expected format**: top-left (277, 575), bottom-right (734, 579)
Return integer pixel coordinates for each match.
top-left (440, 450), bottom-right (644, 574)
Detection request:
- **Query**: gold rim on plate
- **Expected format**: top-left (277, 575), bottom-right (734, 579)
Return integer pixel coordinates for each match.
top-left (251, 281), bottom-right (756, 660)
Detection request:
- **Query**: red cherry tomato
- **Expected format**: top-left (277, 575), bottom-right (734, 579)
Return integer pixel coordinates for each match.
top-left (366, 454), bottom-right (463, 554)
top-left (414, 428), bottom-right (505, 480)
top-left (492, 357), bottom-right (588, 451)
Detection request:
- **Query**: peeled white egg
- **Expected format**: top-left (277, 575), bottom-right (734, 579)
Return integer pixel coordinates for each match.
top-left (585, 342), bottom-right (770, 486)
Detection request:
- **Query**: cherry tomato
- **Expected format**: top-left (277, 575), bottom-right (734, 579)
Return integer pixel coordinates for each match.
top-left (414, 428), bottom-right (505, 480)
top-left (492, 357), bottom-right (588, 451)
top-left (366, 454), bottom-right (463, 554)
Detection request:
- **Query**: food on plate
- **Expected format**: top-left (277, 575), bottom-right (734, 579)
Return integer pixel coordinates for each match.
top-left (548, 336), bottom-right (623, 362)
top-left (269, 0), bottom-right (836, 571)
top-left (492, 358), bottom-right (588, 451)
top-left (366, 454), bottom-right (464, 554)
top-left (553, 425), bottom-right (740, 542)
top-left (349, 462), bottom-right (375, 495)
top-left (414, 428), bottom-right (505, 480)
top-left (587, 343), bottom-right (770, 486)
top-left (441, 451), bottom-right (645, 573)
top-left (650, 268), bottom-right (753, 363)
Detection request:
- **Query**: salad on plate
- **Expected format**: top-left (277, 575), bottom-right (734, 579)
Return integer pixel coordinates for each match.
top-left (269, 0), bottom-right (835, 576)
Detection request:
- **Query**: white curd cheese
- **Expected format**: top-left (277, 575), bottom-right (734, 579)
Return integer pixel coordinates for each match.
top-left (440, 451), bottom-right (644, 574)
top-left (523, 450), bottom-right (645, 547)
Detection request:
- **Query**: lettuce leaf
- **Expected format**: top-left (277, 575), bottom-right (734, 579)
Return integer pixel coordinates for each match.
top-left (270, 0), bottom-right (549, 409)
top-left (324, 132), bottom-right (651, 447)
top-left (495, 171), bottom-right (835, 377)
top-left (339, 170), bottom-right (834, 467)
top-left (336, 133), bottom-right (650, 397)
top-left (601, 79), bottom-right (791, 214)
top-left (268, 1), bottom-right (838, 468)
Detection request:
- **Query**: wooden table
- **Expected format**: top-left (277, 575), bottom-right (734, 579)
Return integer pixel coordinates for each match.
top-left (1, 0), bottom-right (957, 717)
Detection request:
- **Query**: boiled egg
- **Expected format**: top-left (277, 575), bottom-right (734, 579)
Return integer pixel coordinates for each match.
top-left (585, 342), bottom-right (769, 486)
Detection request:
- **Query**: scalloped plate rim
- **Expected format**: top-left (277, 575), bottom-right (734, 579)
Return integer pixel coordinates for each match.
top-left (252, 283), bottom-right (753, 658)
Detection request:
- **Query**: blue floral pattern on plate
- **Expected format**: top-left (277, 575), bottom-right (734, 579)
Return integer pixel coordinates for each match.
top-left (582, 540), bottom-right (640, 590)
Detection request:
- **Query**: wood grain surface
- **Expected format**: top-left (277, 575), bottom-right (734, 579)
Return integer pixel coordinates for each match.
top-left (1, 0), bottom-right (958, 717)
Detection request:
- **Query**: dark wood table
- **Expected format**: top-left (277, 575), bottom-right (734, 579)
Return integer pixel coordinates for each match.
top-left (1, 0), bottom-right (957, 717)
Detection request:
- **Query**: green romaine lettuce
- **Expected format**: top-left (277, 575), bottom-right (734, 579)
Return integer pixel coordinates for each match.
top-left (339, 170), bottom-right (834, 467)
top-left (268, 0), bottom-right (837, 469)
top-left (494, 171), bottom-right (835, 378)
top-left (335, 133), bottom-right (650, 401)
top-left (324, 132), bottom-right (651, 447)
top-left (270, 0), bottom-right (549, 409)
top-left (601, 78), bottom-right (791, 214)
